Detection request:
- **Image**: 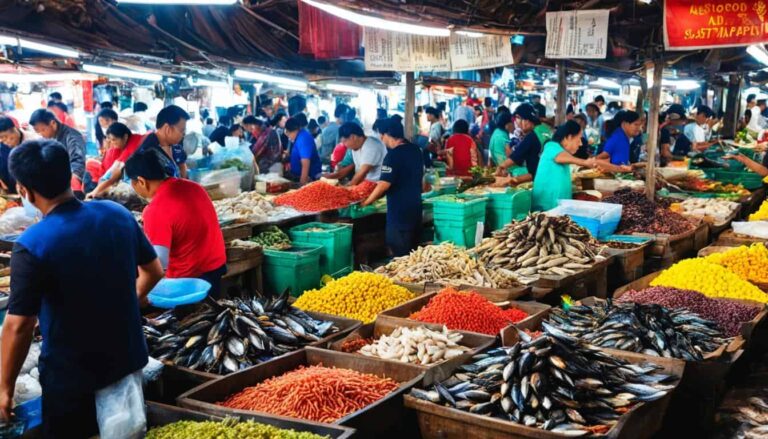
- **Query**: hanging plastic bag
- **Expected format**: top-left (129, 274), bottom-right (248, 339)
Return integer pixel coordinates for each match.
top-left (94, 370), bottom-right (146, 439)
top-left (732, 221), bottom-right (768, 239)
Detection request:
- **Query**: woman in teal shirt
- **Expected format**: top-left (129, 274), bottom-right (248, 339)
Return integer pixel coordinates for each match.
top-left (489, 112), bottom-right (514, 167)
top-left (533, 121), bottom-right (630, 211)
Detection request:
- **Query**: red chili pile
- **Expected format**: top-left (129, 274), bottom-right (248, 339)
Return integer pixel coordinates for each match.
top-left (274, 182), bottom-right (357, 212)
top-left (618, 286), bottom-right (760, 337)
top-left (218, 365), bottom-right (399, 423)
top-left (340, 337), bottom-right (372, 353)
top-left (348, 180), bottom-right (377, 201)
top-left (409, 288), bottom-right (529, 335)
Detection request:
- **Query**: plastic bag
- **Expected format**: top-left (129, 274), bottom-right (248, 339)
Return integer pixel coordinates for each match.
top-left (0, 207), bottom-right (37, 235)
top-left (142, 357), bottom-right (164, 385)
top-left (95, 370), bottom-right (146, 439)
top-left (210, 143), bottom-right (254, 172)
top-left (732, 221), bottom-right (768, 239)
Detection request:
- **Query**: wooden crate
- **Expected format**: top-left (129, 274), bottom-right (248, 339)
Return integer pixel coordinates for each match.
top-left (225, 245), bottom-right (263, 263)
top-left (146, 401), bottom-right (356, 438)
top-left (715, 229), bottom-right (768, 247)
top-left (377, 290), bottom-right (550, 338)
top-left (221, 222), bottom-right (255, 242)
top-left (529, 256), bottom-right (612, 301)
top-left (404, 347), bottom-right (684, 439)
top-left (325, 319), bottom-right (496, 383)
top-left (602, 244), bottom-right (647, 289)
top-left (693, 221), bottom-right (711, 252)
top-left (178, 347), bottom-right (425, 439)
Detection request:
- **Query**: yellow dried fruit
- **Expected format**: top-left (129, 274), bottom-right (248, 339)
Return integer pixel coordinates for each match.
top-left (294, 272), bottom-right (414, 323)
top-left (749, 200), bottom-right (768, 221)
top-left (650, 258), bottom-right (768, 303)
top-left (705, 244), bottom-right (768, 285)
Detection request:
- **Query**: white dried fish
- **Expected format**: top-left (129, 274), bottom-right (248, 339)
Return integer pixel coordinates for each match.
top-left (358, 326), bottom-right (471, 366)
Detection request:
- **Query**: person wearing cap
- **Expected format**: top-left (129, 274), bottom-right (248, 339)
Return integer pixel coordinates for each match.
top-left (673, 105), bottom-right (718, 155)
top-left (337, 122), bottom-right (387, 184)
top-left (597, 110), bottom-right (643, 166)
top-left (496, 104), bottom-right (542, 185)
top-left (125, 148), bottom-right (227, 298)
top-left (362, 118), bottom-right (424, 257)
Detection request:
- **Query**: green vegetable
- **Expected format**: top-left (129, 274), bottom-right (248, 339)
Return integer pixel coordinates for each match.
top-left (219, 158), bottom-right (250, 171)
top-left (146, 418), bottom-right (329, 439)
top-left (251, 226), bottom-right (291, 249)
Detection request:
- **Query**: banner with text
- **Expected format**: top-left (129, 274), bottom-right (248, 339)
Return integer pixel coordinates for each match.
top-left (545, 10), bottom-right (609, 59)
top-left (664, 0), bottom-right (768, 50)
top-left (364, 28), bottom-right (513, 72)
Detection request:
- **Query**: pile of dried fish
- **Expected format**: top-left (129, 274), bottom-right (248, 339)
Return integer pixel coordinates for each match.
top-left (410, 326), bottom-right (678, 436)
top-left (375, 243), bottom-right (520, 288)
top-left (144, 292), bottom-right (338, 374)
top-left (474, 213), bottom-right (601, 278)
top-left (714, 393), bottom-right (768, 439)
top-left (545, 301), bottom-right (728, 361)
top-left (358, 325), bottom-right (471, 365)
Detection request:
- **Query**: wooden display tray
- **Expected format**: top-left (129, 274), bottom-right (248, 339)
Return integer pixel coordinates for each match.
top-left (146, 401), bottom-right (356, 438)
top-left (325, 318), bottom-right (496, 383)
top-left (178, 347), bottom-right (425, 439)
top-left (404, 343), bottom-right (684, 439)
top-left (528, 256), bottom-right (612, 300)
top-left (221, 221), bottom-right (255, 242)
top-left (158, 310), bottom-right (361, 382)
top-left (631, 220), bottom-right (701, 258)
top-left (715, 228), bottom-right (768, 247)
top-left (392, 281), bottom-right (531, 301)
top-left (377, 288), bottom-right (549, 338)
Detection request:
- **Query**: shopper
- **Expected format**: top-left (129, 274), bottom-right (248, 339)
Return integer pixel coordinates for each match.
top-left (138, 105), bottom-right (189, 179)
top-left (271, 112), bottom-right (289, 152)
top-left (444, 119), bottom-right (478, 176)
top-left (489, 112), bottom-right (514, 168)
top-left (679, 105), bottom-right (718, 154)
top-left (47, 101), bottom-right (75, 128)
top-left (0, 117), bottom-right (36, 194)
top-left (319, 105), bottom-right (346, 164)
top-left (95, 108), bottom-right (118, 153)
top-left (585, 103), bottom-right (604, 138)
top-left (746, 94), bottom-right (767, 132)
top-left (531, 95), bottom-right (547, 123)
top-left (29, 109), bottom-right (86, 196)
top-left (47, 92), bottom-right (62, 103)
top-left (243, 115), bottom-right (282, 175)
top-left (571, 114), bottom-right (592, 159)
top-left (286, 116), bottom-right (321, 184)
top-left (0, 139), bottom-right (163, 437)
top-left (426, 106), bottom-right (444, 154)
top-left (496, 104), bottom-right (542, 185)
top-left (337, 122), bottom-right (387, 184)
top-left (86, 123), bottom-right (146, 199)
top-left (126, 148), bottom-right (227, 297)
top-left (598, 110), bottom-right (642, 166)
top-left (362, 118), bottom-right (424, 257)
top-left (202, 117), bottom-right (216, 138)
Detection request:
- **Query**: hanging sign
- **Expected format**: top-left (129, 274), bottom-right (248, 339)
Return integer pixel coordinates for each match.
top-left (364, 29), bottom-right (512, 72)
top-left (545, 10), bottom-right (610, 59)
top-left (664, 0), bottom-right (768, 50)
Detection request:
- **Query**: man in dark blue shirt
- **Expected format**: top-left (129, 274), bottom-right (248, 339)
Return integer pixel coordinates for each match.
top-left (362, 118), bottom-right (424, 256)
top-left (139, 105), bottom-right (189, 179)
top-left (497, 104), bottom-right (542, 185)
top-left (286, 116), bottom-right (322, 184)
top-left (0, 140), bottom-right (163, 437)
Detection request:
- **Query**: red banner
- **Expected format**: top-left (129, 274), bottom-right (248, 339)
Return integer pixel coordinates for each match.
top-left (664, 0), bottom-right (768, 50)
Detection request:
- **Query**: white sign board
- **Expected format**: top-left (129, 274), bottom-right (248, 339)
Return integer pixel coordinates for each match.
top-left (449, 33), bottom-right (514, 71)
top-left (545, 10), bottom-right (609, 59)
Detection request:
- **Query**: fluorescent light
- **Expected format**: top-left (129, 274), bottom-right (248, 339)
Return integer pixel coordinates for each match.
top-left (662, 79), bottom-right (700, 91)
top-left (117, 0), bottom-right (236, 4)
top-left (0, 72), bottom-right (98, 83)
top-left (0, 35), bottom-right (79, 58)
top-left (82, 64), bottom-right (163, 81)
top-left (589, 78), bottom-right (621, 89)
top-left (234, 69), bottom-right (307, 89)
top-left (189, 77), bottom-right (229, 88)
top-left (302, 0), bottom-right (449, 37)
top-left (748, 44), bottom-right (768, 66)
top-left (279, 83), bottom-right (308, 92)
top-left (455, 31), bottom-right (484, 38)
top-left (324, 83), bottom-right (366, 94)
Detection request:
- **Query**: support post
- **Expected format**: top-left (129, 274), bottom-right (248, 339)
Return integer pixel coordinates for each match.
top-left (405, 71), bottom-right (416, 140)
top-left (645, 60), bottom-right (664, 201)
top-left (555, 61), bottom-right (567, 125)
top-left (722, 74), bottom-right (743, 138)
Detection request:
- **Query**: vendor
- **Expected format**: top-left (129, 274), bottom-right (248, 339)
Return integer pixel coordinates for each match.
top-left (286, 116), bottom-right (322, 184)
top-left (0, 116), bottom-right (36, 193)
top-left (138, 105), bottom-right (189, 179)
top-left (0, 139), bottom-right (163, 436)
top-left (243, 115), bottom-right (283, 175)
top-left (489, 112), bottom-right (514, 167)
top-left (444, 119), bottom-right (479, 176)
top-left (95, 108), bottom-right (118, 153)
top-left (29, 109), bottom-right (86, 196)
top-left (597, 110), bottom-right (642, 165)
top-left (125, 148), bottom-right (227, 297)
top-left (362, 118), bottom-right (424, 257)
top-left (725, 152), bottom-right (768, 178)
top-left (533, 121), bottom-right (630, 211)
top-left (331, 123), bottom-right (387, 185)
top-left (86, 123), bottom-right (146, 199)
top-left (496, 104), bottom-right (542, 185)
top-left (677, 105), bottom-right (718, 155)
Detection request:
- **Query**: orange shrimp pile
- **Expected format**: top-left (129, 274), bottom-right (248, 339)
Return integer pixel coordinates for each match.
top-left (217, 365), bottom-right (399, 423)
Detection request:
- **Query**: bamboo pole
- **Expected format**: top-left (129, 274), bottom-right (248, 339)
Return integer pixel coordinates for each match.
top-left (645, 60), bottom-right (664, 201)
top-left (555, 61), bottom-right (567, 125)
top-left (405, 72), bottom-right (416, 140)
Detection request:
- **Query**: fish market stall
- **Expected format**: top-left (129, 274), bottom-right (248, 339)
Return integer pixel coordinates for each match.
top-left (178, 347), bottom-right (425, 438)
top-left (378, 286), bottom-right (549, 338)
top-left (405, 326), bottom-right (684, 439)
top-left (143, 293), bottom-right (361, 381)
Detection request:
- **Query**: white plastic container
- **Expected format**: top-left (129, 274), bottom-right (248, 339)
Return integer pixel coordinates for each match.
top-left (200, 168), bottom-right (241, 200)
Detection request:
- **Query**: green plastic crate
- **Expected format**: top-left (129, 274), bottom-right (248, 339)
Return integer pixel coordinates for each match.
top-left (431, 196), bottom-right (488, 219)
top-left (486, 190), bottom-right (532, 231)
top-left (289, 222), bottom-right (353, 275)
top-left (434, 217), bottom-right (485, 247)
top-left (703, 169), bottom-right (765, 190)
top-left (263, 243), bottom-right (323, 297)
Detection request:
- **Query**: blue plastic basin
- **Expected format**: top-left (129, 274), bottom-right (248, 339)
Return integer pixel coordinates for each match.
top-left (148, 278), bottom-right (211, 309)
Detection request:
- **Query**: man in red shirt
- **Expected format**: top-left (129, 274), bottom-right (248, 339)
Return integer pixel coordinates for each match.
top-left (444, 119), bottom-right (478, 176)
top-left (125, 148), bottom-right (227, 298)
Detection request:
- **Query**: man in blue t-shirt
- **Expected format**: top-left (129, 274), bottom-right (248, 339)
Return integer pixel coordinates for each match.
top-left (0, 140), bottom-right (164, 436)
top-left (362, 118), bottom-right (424, 256)
top-left (138, 105), bottom-right (190, 179)
top-left (286, 116), bottom-right (322, 184)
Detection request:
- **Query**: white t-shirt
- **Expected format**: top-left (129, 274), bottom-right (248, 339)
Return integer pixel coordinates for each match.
top-left (352, 136), bottom-right (387, 181)
top-left (683, 122), bottom-right (706, 143)
top-left (748, 107), bottom-right (766, 132)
